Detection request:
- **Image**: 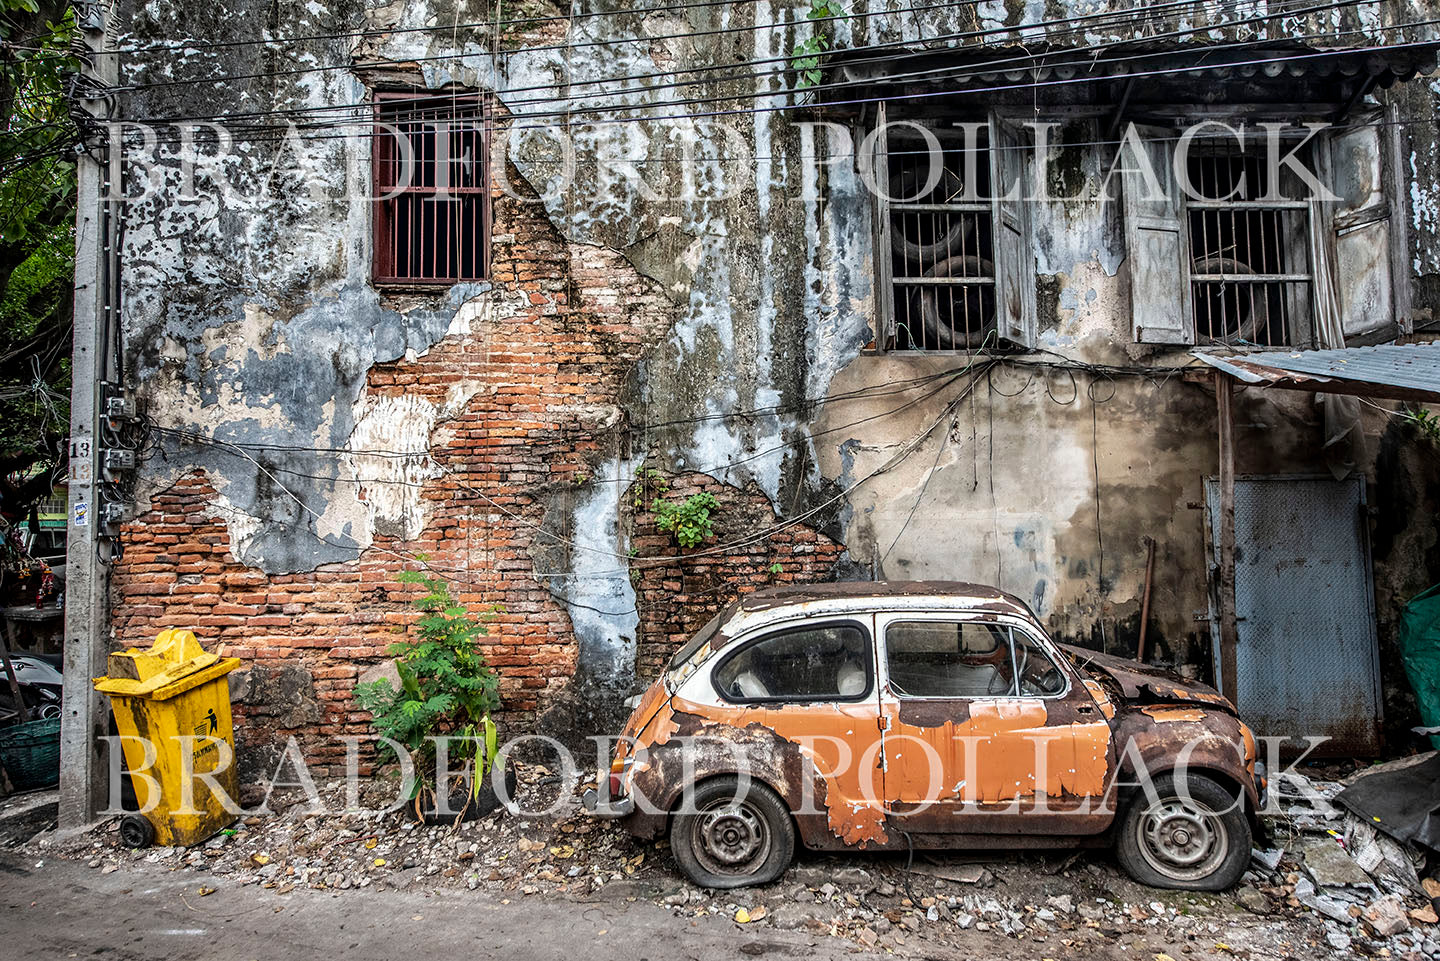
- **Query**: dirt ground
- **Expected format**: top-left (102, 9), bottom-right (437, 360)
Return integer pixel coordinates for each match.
top-left (3, 760), bottom-right (1435, 961)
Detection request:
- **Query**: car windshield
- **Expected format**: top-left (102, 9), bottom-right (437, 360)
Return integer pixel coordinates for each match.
top-left (666, 601), bottom-right (739, 682)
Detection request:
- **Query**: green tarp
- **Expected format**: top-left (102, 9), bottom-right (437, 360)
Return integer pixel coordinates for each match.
top-left (1400, 584), bottom-right (1440, 751)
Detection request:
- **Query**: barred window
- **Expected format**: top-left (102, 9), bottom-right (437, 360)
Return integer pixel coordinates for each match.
top-left (1122, 117), bottom-right (1401, 348)
top-left (1187, 148), bottom-right (1312, 347)
top-left (372, 92), bottom-right (491, 285)
top-left (884, 124), bottom-right (995, 350)
top-left (872, 108), bottom-right (1036, 352)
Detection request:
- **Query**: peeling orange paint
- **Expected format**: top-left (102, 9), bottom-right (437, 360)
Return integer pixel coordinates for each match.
top-left (662, 695), bottom-right (891, 845)
top-left (1082, 679), bottom-right (1116, 720)
top-left (883, 701), bottom-right (1111, 805)
top-left (1140, 707), bottom-right (1208, 723)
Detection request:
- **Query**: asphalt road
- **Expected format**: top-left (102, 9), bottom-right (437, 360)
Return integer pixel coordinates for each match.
top-left (0, 850), bottom-right (966, 961)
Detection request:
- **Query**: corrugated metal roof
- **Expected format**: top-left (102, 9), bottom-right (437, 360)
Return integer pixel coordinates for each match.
top-left (1192, 343), bottom-right (1440, 402)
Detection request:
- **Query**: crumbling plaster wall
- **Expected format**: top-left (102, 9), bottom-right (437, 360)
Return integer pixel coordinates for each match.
top-left (110, 0), bottom-right (1440, 742)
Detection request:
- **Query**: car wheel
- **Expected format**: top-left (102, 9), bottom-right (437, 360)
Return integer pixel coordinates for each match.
top-left (670, 776), bottom-right (795, 889)
top-left (1115, 772), bottom-right (1251, 891)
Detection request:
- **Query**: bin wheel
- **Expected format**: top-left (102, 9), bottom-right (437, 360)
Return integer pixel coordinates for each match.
top-left (119, 814), bottom-right (155, 849)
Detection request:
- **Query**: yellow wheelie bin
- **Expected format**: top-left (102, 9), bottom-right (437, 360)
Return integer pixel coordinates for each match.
top-left (94, 629), bottom-right (242, 848)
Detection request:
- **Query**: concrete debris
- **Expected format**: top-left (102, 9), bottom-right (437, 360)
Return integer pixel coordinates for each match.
top-left (1344, 814), bottom-right (1424, 894)
top-left (1045, 894), bottom-right (1075, 914)
top-left (1251, 847), bottom-right (1284, 871)
top-left (1272, 771), bottom-right (1343, 826)
top-left (1362, 895), bottom-right (1411, 937)
top-left (1299, 837), bottom-right (1376, 890)
top-left (1234, 886), bottom-right (1272, 915)
top-left (904, 860), bottom-right (989, 884)
top-left (1294, 876), bottom-right (1359, 923)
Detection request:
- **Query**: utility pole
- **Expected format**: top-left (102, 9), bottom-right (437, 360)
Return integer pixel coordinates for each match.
top-left (60, 0), bottom-right (119, 829)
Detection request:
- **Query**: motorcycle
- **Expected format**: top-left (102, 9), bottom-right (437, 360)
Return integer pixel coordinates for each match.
top-left (0, 652), bottom-right (63, 725)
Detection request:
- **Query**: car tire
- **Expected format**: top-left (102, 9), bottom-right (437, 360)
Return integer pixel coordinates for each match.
top-left (119, 814), bottom-right (155, 849)
top-left (670, 776), bottom-right (795, 890)
top-left (1115, 772), bottom-right (1251, 891)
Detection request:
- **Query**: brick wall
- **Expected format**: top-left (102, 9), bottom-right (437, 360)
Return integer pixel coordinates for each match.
top-left (111, 151), bottom-right (844, 773)
top-left (629, 471), bottom-right (847, 682)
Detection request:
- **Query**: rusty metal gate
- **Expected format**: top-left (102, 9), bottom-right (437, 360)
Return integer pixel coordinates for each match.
top-left (1205, 475), bottom-right (1382, 756)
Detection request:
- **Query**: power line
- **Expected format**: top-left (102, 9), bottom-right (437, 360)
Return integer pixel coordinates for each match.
top-left (106, 0), bottom-right (1371, 103)
top-left (147, 354), bottom-right (1199, 491)
top-left (109, 0), bottom-right (992, 91)
top-left (106, 0), bottom-right (973, 58)
top-left (107, 28), bottom-right (1438, 148)
top-left (112, 0), bottom-right (1369, 132)
top-left (144, 359), bottom-right (998, 604)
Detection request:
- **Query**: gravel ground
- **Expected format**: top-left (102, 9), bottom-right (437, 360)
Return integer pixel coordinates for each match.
top-left (13, 760), bottom-right (1438, 961)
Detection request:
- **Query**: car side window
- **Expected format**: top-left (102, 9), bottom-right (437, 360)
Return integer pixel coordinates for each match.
top-left (713, 623), bottom-right (871, 703)
top-left (885, 621), bottom-right (1016, 697)
top-left (884, 621), bottom-right (1068, 698)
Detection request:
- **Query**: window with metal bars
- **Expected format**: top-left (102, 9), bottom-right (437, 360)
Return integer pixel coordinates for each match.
top-left (872, 109), bottom-right (1036, 352)
top-left (1186, 148), bottom-right (1312, 347)
top-left (884, 124), bottom-right (995, 350)
top-left (372, 91), bottom-right (492, 285)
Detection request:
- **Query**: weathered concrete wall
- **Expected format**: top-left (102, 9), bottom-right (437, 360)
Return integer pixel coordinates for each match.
top-left (105, 0), bottom-right (1440, 760)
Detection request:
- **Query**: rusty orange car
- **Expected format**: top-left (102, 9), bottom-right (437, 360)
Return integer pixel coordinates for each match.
top-left (583, 582), bottom-right (1264, 891)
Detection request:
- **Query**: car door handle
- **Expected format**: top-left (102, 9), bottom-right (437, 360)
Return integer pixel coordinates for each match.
top-left (1076, 704), bottom-right (1094, 715)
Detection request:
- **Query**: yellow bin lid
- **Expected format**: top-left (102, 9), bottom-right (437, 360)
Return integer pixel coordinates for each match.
top-left (94, 629), bottom-right (240, 699)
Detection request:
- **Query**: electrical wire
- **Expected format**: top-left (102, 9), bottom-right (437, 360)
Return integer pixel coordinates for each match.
top-left (108, 0), bottom-right (1384, 132)
top-left (102, 32), bottom-right (1440, 151)
top-left (106, 0), bottom-right (1344, 114)
top-left (105, 0), bottom-right (980, 58)
top-left (141, 362), bottom-right (997, 615)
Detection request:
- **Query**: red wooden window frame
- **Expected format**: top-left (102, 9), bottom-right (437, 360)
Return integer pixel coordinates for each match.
top-left (372, 91), bottom-right (492, 285)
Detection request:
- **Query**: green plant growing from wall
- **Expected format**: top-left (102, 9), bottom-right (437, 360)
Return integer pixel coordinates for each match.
top-left (1402, 406), bottom-right (1440, 447)
top-left (791, 0), bottom-right (841, 89)
top-left (354, 571), bottom-right (502, 820)
top-left (631, 463), bottom-right (669, 509)
top-left (652, 491), bottom-right (720, 548)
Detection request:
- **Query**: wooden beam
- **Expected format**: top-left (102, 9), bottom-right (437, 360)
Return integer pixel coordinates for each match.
top-left (1215, 371), bottom-right (1240, 705)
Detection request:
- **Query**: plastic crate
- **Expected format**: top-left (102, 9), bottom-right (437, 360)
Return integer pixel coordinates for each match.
top-left (0, 717), bottom-right (61, 790)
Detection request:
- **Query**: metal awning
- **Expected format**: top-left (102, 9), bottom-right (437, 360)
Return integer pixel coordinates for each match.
top-left (1191, 343), bottom-right (1440, 403)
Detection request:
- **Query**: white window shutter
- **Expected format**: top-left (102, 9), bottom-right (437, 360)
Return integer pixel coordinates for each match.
top-left (1119, 125), bottom-right (1193, 345)
top-left (871, 102), bottom-right (897, 349)
top-left (1325, 111), bottom-right (1399, 344)
top-left (989, 113), bottom-right (1037, 348)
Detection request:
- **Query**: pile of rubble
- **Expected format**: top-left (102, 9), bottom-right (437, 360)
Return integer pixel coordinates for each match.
top-left (24, 758), bottom-right (1440, 959)
top-left (1246, 765), bottom-right (1440, 954)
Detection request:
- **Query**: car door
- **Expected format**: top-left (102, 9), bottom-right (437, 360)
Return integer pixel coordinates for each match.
top-left (876, 612), bottom-right (1115, 837)
top-left (702, 616), bottom-right (890, 846)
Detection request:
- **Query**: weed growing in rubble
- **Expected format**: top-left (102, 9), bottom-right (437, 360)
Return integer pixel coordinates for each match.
top-left (354, 571), bottom-right (501, 815)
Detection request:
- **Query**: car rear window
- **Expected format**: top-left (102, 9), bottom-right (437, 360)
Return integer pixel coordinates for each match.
top-left (712, 622), bottom-right (871, 702)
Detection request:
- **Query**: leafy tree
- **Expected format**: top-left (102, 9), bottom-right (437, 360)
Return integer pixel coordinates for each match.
top-left (354, 571), bottom-right (503, 817)
top-left (0, 0), bottom-right (77, 521)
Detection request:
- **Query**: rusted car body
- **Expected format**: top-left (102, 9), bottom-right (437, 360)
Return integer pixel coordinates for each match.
top-left (585, 582), bottom-right (1263, 890)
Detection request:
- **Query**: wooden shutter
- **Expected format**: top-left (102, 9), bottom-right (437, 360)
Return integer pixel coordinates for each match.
top-left (989, 113), bottom-right (1036, 348)
top-left (1120, 125), bottom-right (1193, 344)
top-left (1324, 109), bottom-right (1399, 343)
top-left (871, 102), bottom-right (897, 349)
